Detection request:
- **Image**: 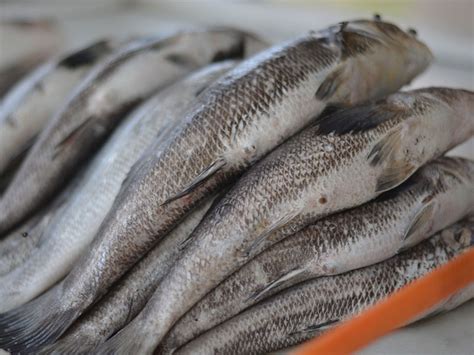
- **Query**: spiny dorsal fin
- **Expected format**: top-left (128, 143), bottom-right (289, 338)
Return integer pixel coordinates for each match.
top-left (248, 268), bottom-right (306, 303)
top-left (60, 40), bottom-right (111, 69)
top-left (316, 101), bottom-right (400, 136)
top-left (161, 158), bottom-right (226, 206)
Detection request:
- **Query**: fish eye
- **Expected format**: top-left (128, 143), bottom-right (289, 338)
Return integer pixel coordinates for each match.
top-left (408, 28), bottom-right (418, 36)
top-left (373, 13), bottom-right (382, 21)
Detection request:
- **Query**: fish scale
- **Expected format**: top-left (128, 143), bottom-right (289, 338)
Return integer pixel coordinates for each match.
top-left (177, 220), bottom-right (473, 354)
top-left (0, 29), bottom-right (264, 235)
top-left (0, 61), bottom-right (240, 313)
top-left (0, 19), bottom-right (433, 353)
top-left (103, 87), bottom-right (472, 354)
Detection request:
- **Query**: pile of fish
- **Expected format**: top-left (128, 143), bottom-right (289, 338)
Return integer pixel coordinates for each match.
top-left (0, 15), bottom-right (472, 355)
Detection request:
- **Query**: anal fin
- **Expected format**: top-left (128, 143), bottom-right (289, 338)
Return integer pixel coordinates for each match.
top-left (161, 158), bottom-right (226, 206)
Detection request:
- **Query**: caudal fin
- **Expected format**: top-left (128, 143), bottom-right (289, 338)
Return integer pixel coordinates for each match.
top-left (0, 288), bottom-right (78, 353)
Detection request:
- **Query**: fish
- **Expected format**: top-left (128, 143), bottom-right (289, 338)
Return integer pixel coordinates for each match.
top-left (0, 39), bottom-right (119, 175)
top-left (176, 219), bottom-right (474, 355)
top-left (0, 28), bottom-right (267, 234)
top-left (0, 18), bottom-right (433, 352)
top-left (97, 86), bottom-right (473, 353)
top-left (41, 196), bottom-right (218, 355)
top-left (159, 156), bottom-right (474, 352)
top-left (0, 60), bottom-right (238, 312)
top-left (0, 18), bottom-right (63, 96)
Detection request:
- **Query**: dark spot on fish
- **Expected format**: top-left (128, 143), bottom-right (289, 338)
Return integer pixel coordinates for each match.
top-left (211, 38), bottom-right (245, 62)
top-left (319, 196), bottom-right (327, 204)
top-left (374, 13), bottom-right (382, 21)
top-left (21, 231), bottom-right (29, 238)
top-left (408, 28), bottom-right (417, 36)
top-left (60, 40), bottom-right (111, 69)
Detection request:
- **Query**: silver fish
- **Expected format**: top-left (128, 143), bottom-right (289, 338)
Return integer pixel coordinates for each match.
top-left (160, 156), bottom-right (474, 351)
top-left (177, 219), bottom-right (474, 355)
top-left (99, 87), bottom-right (473, 353)
top-left (0, 19), bottom-right (432, 352)
top-left (0, 28), bottom-right (266, 234)
top-left (41, 196), bottom-right (217, 355)
top-left (0, 39), bottom-right (119, 175)
top-left (0, 60), bottom-right (237, 312)
top-left (0, 18), bottom-right (62, 96)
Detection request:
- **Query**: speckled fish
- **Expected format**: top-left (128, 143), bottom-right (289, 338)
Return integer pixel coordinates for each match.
top-left (160, 156), bottom-right (474, 351)
top-left (0, 18), bottom-right (62, 96)
top-left (0, 60), bottom-right (238, 312)
top-left (0, 39), bottom-right (119, 175)
top-left (176, 219), bottom-right (474, 355)
top-left (0, 19), bottom-right (432, 352)
top-left (98, 87), bottom-right (473, 354)
top-left (0, 29), bottom-right (266, 234)
top-left (41, 196), bottom-right (217, 355)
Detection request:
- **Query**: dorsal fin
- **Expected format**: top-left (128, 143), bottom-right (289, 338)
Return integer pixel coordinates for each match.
top-left (315, 101), bottom-right (400, 135)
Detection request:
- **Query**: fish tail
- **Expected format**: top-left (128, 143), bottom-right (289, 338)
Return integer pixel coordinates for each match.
top-left (0, 288), bottom-right (78, 353)
top-left (38, 335), bottom-right (96, 355)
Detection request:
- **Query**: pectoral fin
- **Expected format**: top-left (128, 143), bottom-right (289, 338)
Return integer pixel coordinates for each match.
top-left (243, 211), bottom-right (299, 258)
top-left (161, 158), bottom-right (226, 206)
top-left (52, 116), bottom-right (94, 160)
top-left (289, 319), bottom-right (339, 337)
top-left (248, 268), bottom-right (306, 303)
top-left (403, 201), bottom-right (436, 243)
top-left (315, 67), bottom-right (344, 101)
top-left (368, 128), bottom-right (418, 193)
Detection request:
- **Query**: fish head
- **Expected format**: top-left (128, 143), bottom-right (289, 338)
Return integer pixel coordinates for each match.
top-left (331, 18), bottom-right (433, 103)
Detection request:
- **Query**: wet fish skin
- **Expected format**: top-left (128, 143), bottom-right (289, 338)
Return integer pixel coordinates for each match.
top-left (0, 18), bottom-right (63, 96)
top-left (160, 156), bottom-right (474, 351)
top-left (0, 60), bottom-right (238, 313)
top-left (0, 19), bottom-right (432, 352)
top-left (41, 196), bottom-right (217, 355)
top-left (98, 87), bottom-right (473, 354)
top-left (0, 29), bottom-right (266, 234)
top-left (177, 219), bottom-right (474, 355)
top-left (0, 39), bottom-right (119, 175)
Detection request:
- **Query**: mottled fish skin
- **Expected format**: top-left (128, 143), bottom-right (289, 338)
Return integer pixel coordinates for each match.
top-left (0, 29), bottom-right (266, 234)
top-left (98, 87), bottom-right (473, 354)
top-left (0, 19), bottom-right (432, 352)
top-left (0, 39), bottom-right (119, 175)
top-left (0, 18), bottom-right (63, 96)
top-left (0, 60), bottom-right (238, 312)
top-left (160, 156), bottom-right (474, 352)
top-left (177, 219), bottom-right (474, 355)
top-left (41, 196), bottom-right (218, 355)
